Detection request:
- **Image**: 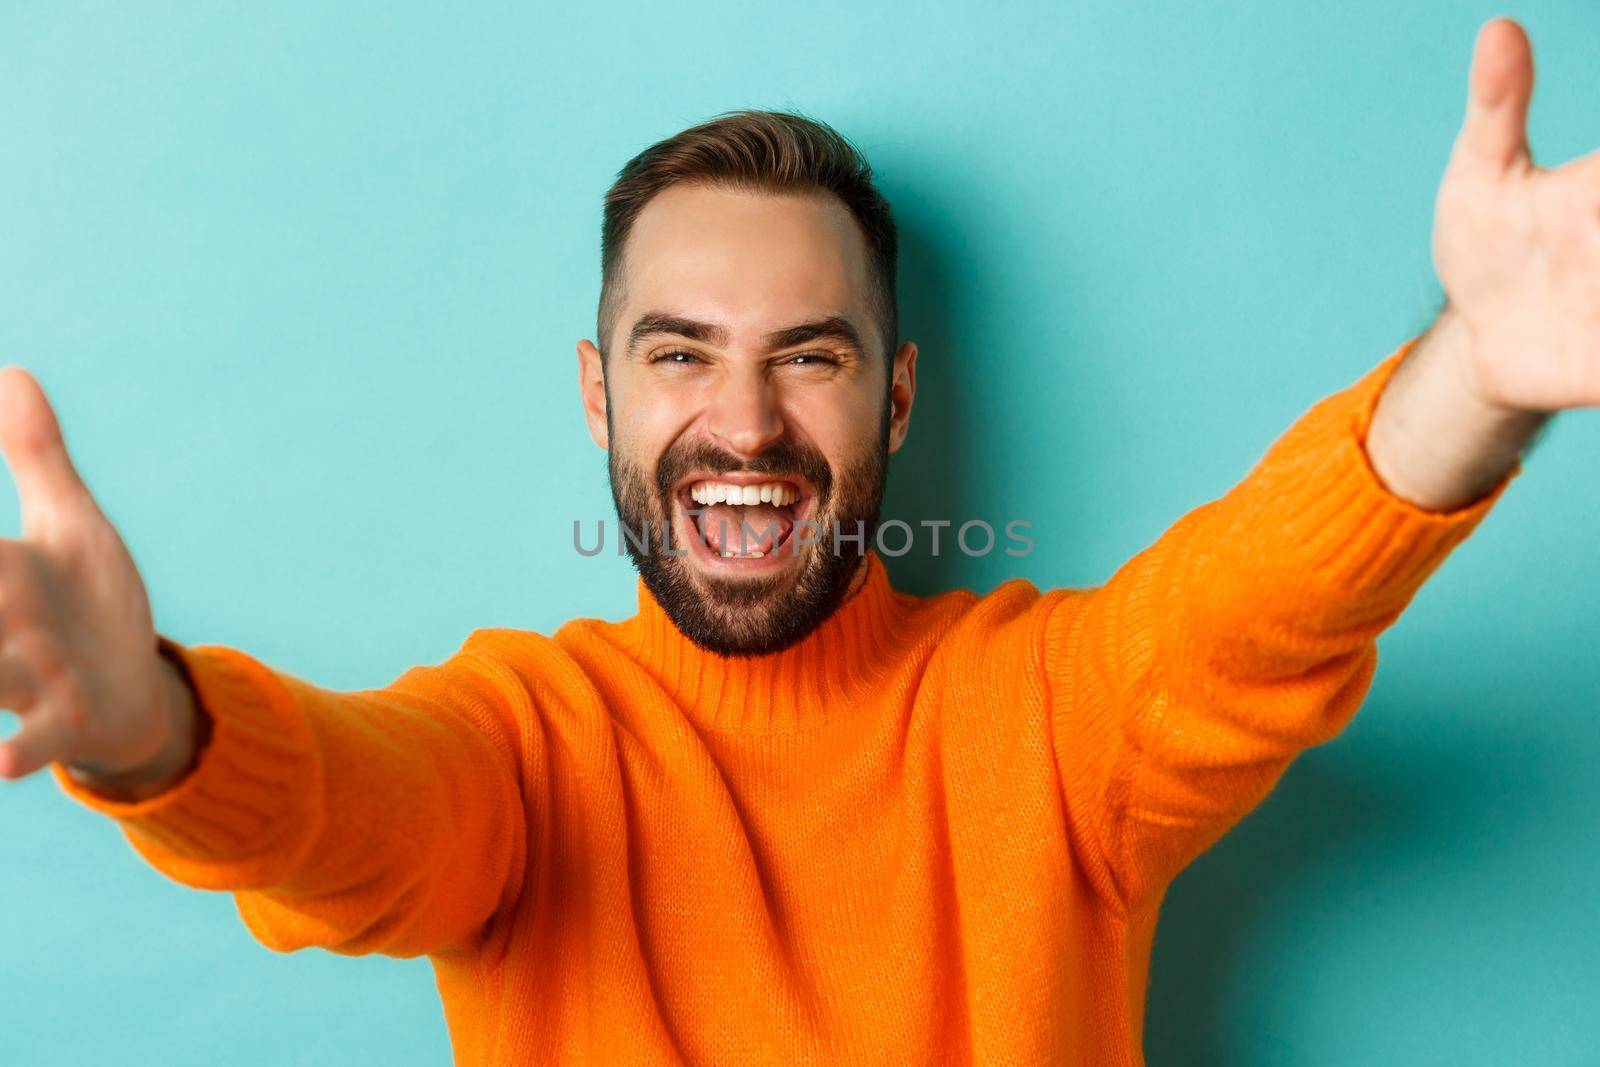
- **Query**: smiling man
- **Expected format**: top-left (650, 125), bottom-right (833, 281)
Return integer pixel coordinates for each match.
top-left (589, 170), bottom-right (912, 655)
top-left (1, 16), bottom-right (1589, 1066)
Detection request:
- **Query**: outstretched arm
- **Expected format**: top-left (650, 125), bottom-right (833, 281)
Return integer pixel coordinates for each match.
top-left (0, 367), bottom-right (528, 961)
top-left (1048, 15), bottom-right (1587, 911)
top-left (51, 634), bottom-right (530, 962)
top-left (1046, 337), bottom-right (1514, 911)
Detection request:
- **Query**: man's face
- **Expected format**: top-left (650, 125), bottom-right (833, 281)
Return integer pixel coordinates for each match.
top-left (577, 183), bottom-right (916, 656)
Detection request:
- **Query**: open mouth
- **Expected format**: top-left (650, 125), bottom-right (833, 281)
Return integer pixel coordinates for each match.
top-left (671, 473), bottom-right (818, 569)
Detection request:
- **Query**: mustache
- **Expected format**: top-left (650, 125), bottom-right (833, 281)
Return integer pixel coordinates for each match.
top-left (653, 438), bottom-right (835, 508)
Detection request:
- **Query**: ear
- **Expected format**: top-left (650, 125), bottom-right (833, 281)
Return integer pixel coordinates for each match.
top-left (577, 339), bottom-right (609, 450)
top-left (886, 340), bottom-right (918, 454)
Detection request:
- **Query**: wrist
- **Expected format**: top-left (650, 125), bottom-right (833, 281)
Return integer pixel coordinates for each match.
top-left (66, 643), bottom-right (207, 802)
top-left (1433, 304), bottom-right (1546, 422)
top-left (1366, 309), bottom-right (1548, 512)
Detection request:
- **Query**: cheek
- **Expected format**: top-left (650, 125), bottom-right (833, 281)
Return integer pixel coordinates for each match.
top-left (610, 385), bottom-right (698, 458)
top-left (782, 388), bottom-right (882, 462)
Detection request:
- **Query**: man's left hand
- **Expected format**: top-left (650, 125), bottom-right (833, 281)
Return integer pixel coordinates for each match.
top-left (1365, 15), bottom-right (1593, 511)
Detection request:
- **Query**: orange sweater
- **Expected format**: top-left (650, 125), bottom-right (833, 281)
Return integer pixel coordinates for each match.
top-left (53, 335), bottom-right (1515, 1065)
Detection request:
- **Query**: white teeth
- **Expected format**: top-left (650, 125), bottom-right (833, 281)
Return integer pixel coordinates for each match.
top-left (686, 479), bottom-right (800, 508)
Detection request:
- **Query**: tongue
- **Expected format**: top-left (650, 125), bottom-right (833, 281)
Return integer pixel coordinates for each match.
top-left (697, 503), bottom-right (794, 555)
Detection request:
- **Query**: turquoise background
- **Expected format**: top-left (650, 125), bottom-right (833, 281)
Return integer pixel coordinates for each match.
top-left (4, 2), bottom-right (1599, 1063)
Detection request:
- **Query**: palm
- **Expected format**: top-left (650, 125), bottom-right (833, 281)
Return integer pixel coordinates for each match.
top-left (1433, 17), bottom-right (1600, 413)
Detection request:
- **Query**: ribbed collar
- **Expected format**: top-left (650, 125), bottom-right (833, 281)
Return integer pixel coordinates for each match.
top-left (614, 550), bottom-right (917, 734)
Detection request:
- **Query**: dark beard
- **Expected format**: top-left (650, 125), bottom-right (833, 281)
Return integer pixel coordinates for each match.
top-left (608, 426), bottom-right (887, 657)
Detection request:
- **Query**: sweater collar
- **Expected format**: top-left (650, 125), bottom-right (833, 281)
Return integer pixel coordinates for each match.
top-left (619, 550), bottom-right (914, 733)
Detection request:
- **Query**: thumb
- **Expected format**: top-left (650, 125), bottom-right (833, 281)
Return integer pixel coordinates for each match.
top-left (1454, 16), bottom-right (1535, 172)
top-left (0, 366), bottom-right (98, 537)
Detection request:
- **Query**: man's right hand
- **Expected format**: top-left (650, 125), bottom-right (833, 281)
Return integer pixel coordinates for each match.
top-left (0, 366), bottom-right (199, 798)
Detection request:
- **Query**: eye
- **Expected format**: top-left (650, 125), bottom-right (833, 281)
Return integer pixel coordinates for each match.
top-left (650, 348), bottom-right (704, 366)
top-left (784, 352), bottom-right (840, 367)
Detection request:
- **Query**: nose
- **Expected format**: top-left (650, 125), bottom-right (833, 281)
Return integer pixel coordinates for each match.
top-left (706, 366), bottom-right (784, 459)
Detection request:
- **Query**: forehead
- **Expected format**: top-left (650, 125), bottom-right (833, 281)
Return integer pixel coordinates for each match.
top-left (617, 183), bottom-right (874, 344)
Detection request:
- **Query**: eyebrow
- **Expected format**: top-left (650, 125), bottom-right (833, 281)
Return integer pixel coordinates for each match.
top-left (625, 312), bottom-right (863, 358)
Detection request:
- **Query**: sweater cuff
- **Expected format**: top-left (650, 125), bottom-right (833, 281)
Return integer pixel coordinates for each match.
top-left (50, 638), bottom-right (318, 872)
top-left (1232, 332), bottom-right (1519, 603)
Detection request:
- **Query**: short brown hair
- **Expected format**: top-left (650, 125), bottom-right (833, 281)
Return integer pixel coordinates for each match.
top-left (597, 109), bottom-right (899, 367)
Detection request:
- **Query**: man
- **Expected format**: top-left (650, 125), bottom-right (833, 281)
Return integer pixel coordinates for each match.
top-left (0, 15), bottom-right (1585, 1065)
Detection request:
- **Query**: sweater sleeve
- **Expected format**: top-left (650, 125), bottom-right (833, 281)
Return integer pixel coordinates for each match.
top-left (1043, 334), bottom-right (1517, 912)
top-left (49, 632), bottom-right (529, 961)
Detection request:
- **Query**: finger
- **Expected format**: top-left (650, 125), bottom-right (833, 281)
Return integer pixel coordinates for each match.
top-left (0, 366), bottom-right (98, 540)
top-left (0, 705), bottom-right (63, 780)
top-left (1453, 16), bottom-right (1535, 172)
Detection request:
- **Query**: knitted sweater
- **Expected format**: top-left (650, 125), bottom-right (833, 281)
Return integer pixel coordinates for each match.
top-left (53, 335), bottom-right (1515, 1065)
